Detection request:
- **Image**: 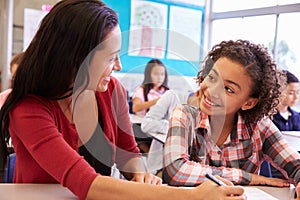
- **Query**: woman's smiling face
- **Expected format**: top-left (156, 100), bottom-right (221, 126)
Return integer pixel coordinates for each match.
top-left (88, 25), bottom-right (122, 92)
top-left (199, 57), bottom-right (258, 117)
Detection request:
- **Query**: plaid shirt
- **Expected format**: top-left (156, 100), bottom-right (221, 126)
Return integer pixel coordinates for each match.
top-left (163, 104), bottom-right (300, 186)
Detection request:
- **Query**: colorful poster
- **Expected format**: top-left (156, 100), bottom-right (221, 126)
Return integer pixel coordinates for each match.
top-left (128, 0), bottom-right (168, 58)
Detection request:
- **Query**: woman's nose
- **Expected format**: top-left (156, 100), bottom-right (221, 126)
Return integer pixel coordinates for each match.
top-left (113, 57), bottom-right (122, 71)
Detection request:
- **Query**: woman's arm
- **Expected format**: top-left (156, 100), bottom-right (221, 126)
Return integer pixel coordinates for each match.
top-left (87, 175), bottom-right (245, 200)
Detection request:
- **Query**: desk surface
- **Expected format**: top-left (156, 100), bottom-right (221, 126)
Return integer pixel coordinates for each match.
top-left (129, 113), bottom-right (143, 124)
top-left (0, 183), bottom-right (295, 200)
top-left (282, 131), bottom-right (300, 151)
top-left (0, 184), bottom-right (77, 200)
top-left (244, 185), bottom-right (294, 200)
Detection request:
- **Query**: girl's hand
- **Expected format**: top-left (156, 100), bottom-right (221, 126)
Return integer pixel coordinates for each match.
top-left (131, 172), bottom-right (162, 185)
top-left (250, 174), bottom-right (290, 187)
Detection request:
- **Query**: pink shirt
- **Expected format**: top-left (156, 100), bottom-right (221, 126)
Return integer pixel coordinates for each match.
top-left (132, 86), bottom-right (165, 116)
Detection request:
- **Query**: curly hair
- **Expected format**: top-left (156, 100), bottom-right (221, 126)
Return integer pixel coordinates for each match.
top-left (197, 39), bottom-right (285, 124)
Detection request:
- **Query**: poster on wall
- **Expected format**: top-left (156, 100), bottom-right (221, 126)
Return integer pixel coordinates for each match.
top-left (128, 0), bottom-right (168, 58)
top-left (167, 6), bottom-right (202, 61)
top-left (23, 8), bottom-right (48, 50)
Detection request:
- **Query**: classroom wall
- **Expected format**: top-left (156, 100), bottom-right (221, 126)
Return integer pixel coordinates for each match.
top-left (103, 0), bottom-right (204, 77)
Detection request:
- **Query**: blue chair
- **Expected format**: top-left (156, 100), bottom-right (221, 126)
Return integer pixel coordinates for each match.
top-left (3, 153), bottom-right (16, 183)
top-left (259, 160), bottom-right (272, 177)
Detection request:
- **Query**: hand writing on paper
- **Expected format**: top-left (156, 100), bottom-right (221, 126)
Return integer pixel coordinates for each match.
top-left (250, 174), bottom-right (290, 187)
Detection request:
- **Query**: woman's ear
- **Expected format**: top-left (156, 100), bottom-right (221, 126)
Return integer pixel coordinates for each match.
top-left (241, 98), bottom-right (258, 110)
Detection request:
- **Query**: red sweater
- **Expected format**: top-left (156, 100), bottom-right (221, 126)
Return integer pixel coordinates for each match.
top-left (9, 77), bottom-right (140, 200)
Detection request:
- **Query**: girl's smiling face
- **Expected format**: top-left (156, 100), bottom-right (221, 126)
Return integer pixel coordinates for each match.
top-left (199, 57), bottom-right (258, 117)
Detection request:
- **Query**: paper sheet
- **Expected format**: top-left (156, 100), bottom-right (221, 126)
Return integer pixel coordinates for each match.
top-left (243, 187), bottom-right (279, 200)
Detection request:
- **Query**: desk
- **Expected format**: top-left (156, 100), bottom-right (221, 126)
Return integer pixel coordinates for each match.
top-left (0, 183), bottom-right (294, 200)
top-left (0, 184), bottom-right (77, 199)
top-left (243, 185), bottom-right (295, 200)
top-left (282, 131), bottom-right (300, 151)
top-left (129, 113), bottom-right (143, 124)
top-left (147, 132), bottom-right (167, 144)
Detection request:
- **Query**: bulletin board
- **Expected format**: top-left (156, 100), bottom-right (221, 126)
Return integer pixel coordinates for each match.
top-left (104, 0), bottom-right (205, 76)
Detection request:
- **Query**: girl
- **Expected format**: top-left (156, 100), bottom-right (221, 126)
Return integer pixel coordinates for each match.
top-left (163, 40), bottom-right (300, 193)
top-left (132, 59), bottom-right (169, 116)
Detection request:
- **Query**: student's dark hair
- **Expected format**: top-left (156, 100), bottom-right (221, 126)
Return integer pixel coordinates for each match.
top-left (0, 0), bottom-right (118, 166)
top-left (197, 39), bottom-right (285, 126)
top-left (283, 70), bottom-right (299, 84)
top-left (142, 59), bottom-right (169, 101)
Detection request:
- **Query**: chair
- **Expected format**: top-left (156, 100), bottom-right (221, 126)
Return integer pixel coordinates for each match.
top-left (259, 160), bottom-right (272, 177)
top-left (3, 153), bottom-right (16, 183)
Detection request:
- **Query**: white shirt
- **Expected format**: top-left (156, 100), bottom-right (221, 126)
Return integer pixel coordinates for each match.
top-left (141, 89), bottom-right (182, 173)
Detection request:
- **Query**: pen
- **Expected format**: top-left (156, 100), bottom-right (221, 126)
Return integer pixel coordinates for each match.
top-left (205, 173), bottom-right (227, 186)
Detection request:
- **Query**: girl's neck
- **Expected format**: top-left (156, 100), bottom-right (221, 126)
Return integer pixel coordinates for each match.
top-left (210, 114), bottom-right (236, 146)
top-left (152, 85), bottom-right (160, 91)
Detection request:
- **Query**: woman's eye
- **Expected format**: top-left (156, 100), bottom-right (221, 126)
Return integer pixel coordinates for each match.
top-left (207, 74), bottom-right (214, 81)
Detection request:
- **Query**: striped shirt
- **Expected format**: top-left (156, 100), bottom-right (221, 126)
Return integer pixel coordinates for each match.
top-left (163, 104), bottom-right (300, 186)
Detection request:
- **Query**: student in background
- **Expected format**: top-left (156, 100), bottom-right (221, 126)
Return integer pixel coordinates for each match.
top-left (132, 59), bottom-right (169, 116)
top-left (268, 70), bottom-right (300, 178)
top-left (163, 40), bottom-right (300, 193)
top-left (273, 70), bottom-right (300, 131)
top-left (0, 1), bottom-right (245, 200)
top-left (0, 52), bottom-right (24, 108)
top-left (131, 59), bottom-right (169, 153)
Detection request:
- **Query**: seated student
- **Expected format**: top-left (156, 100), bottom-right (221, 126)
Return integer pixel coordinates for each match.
top-left (269, 70), bottom-right (300, 178)
top-left (132, 59), bottom-right (169, 116)
top-left (163, 39), bottom-right (300, 190)
top-left (0, 1), bottom-right (245, 200)
top-left (273, 70), bottom-right (300, 131)
top-left (0, 52), bottom-right (24, 108)
top-left (131, 59), bottom-right (169, 153)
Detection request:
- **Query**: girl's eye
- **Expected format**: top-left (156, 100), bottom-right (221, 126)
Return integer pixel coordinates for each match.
top-left (225, 86), bottom-right (234, 94)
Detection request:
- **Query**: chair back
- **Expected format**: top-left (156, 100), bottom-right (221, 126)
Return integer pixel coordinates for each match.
top-left (259, 160), bottom-right (272, 177)
top-left (3, 153), bottom-right (16, 183)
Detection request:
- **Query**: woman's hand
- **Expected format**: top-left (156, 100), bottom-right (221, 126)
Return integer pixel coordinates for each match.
top-left (131, 172), bottom-right (162, 185)
top-left (193, 175), bottom-right (245, 200)
top-left (250, 173), bottom-right (290, 187)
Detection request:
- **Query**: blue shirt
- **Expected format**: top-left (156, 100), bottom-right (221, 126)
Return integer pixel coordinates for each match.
top-left (273, 107), bottom-right (300, 131)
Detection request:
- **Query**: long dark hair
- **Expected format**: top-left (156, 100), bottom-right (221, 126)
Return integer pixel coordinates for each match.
top-left (0, 0), bottom-right (118, 166)
top-left (142, 59), bottom-right (169, 101)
